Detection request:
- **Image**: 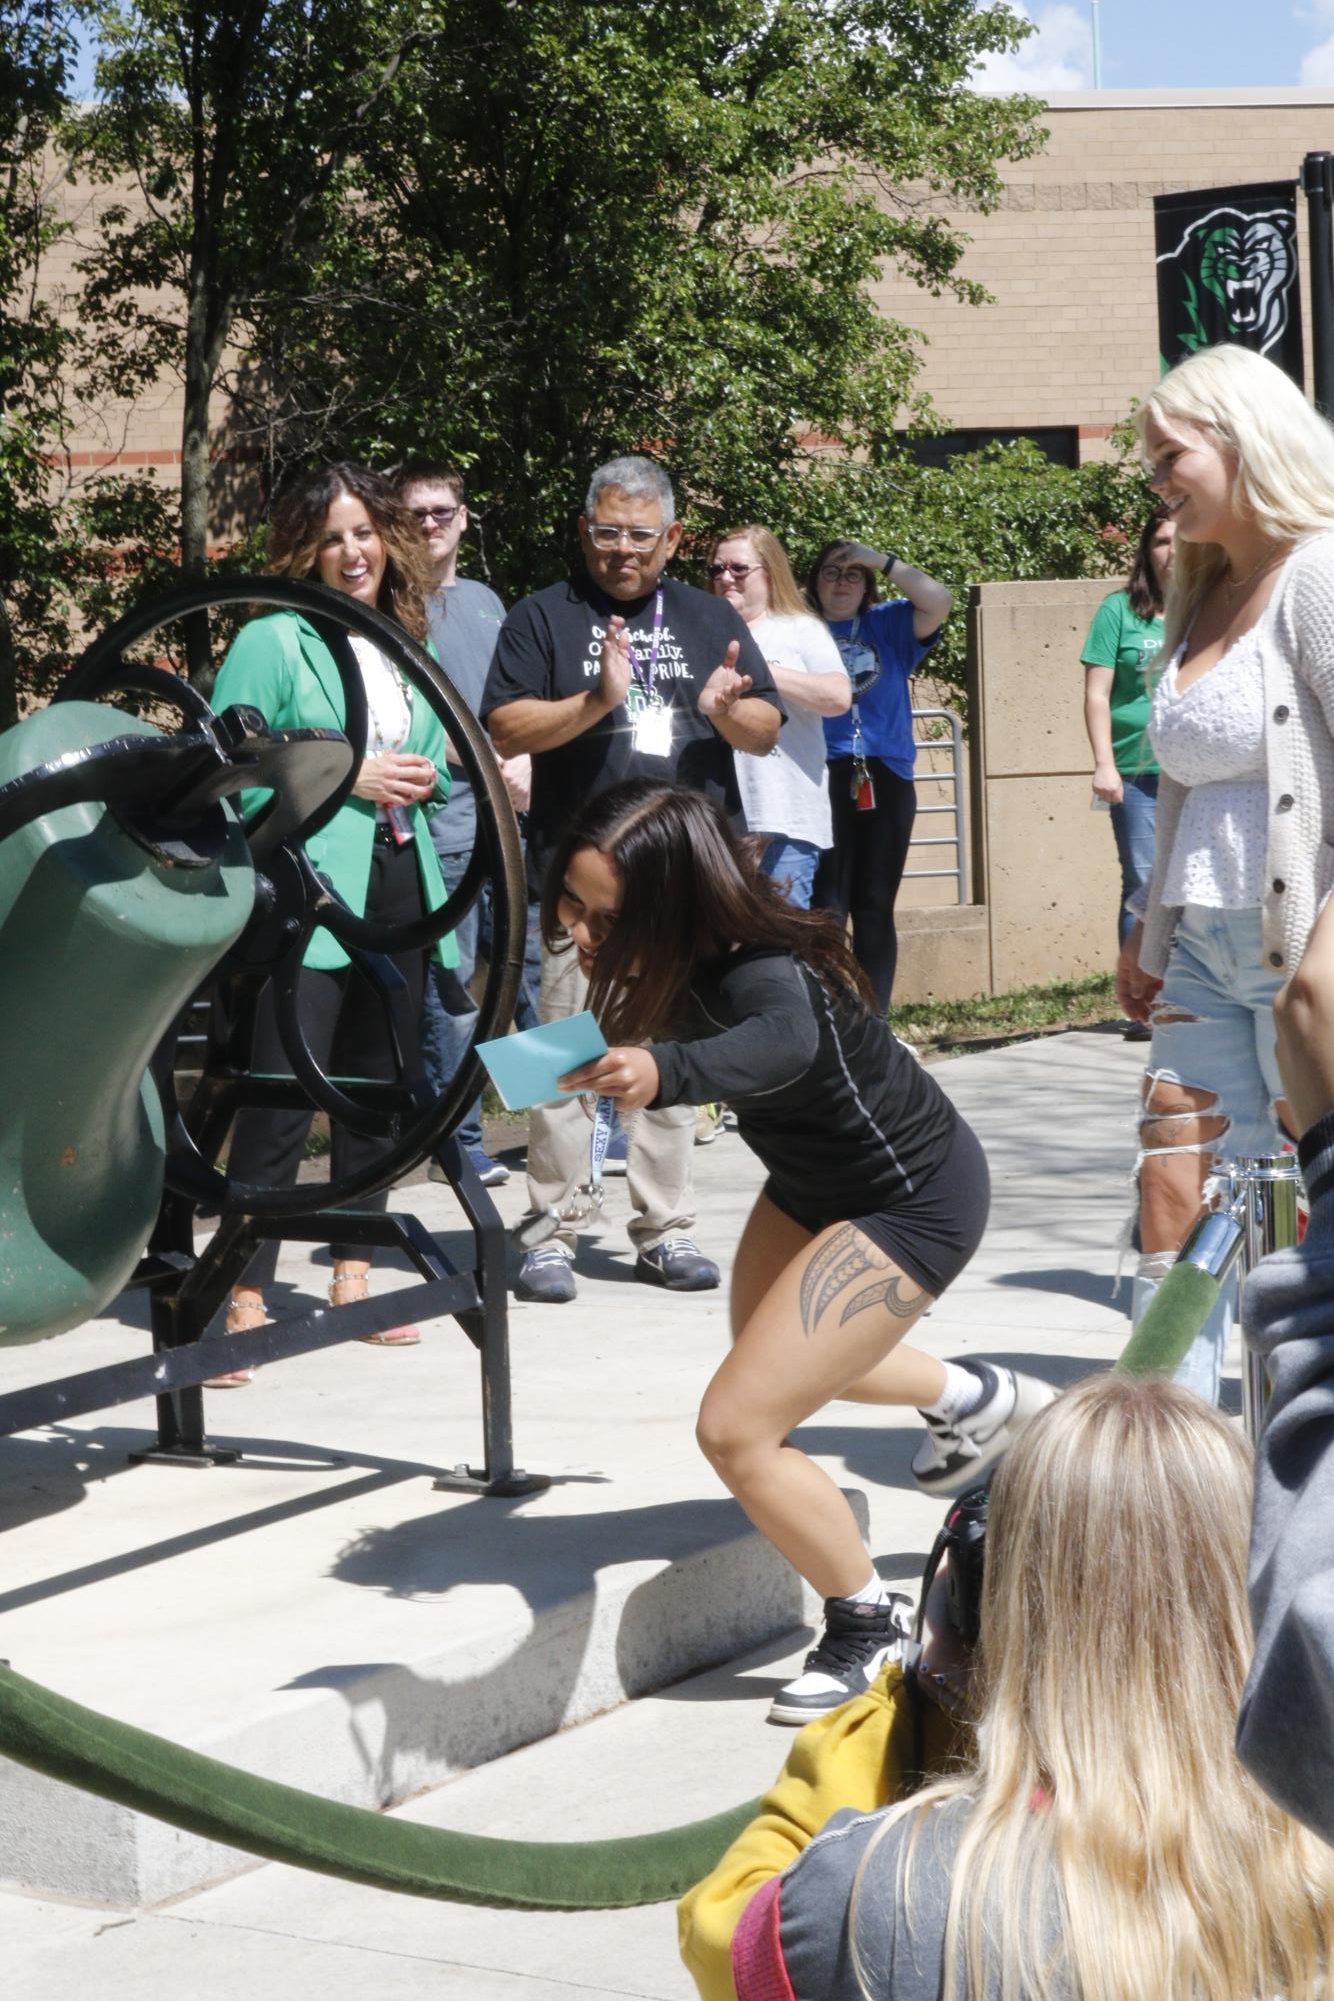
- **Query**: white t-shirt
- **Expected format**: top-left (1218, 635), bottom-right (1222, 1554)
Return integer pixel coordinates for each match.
top-left (735, 612), bottom-right (848, 848)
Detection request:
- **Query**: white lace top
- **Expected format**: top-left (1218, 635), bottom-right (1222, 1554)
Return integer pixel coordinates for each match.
top-left (1149, 628), bottom-right (1269, 908)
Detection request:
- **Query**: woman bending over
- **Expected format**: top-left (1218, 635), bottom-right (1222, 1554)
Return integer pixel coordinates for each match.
top-left (552, 778), bottom-right (1051, 1725)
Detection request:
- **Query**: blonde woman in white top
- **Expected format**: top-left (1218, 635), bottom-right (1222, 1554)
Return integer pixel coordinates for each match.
top-left (708, 525), bottom-right (851, 907)
top-left (1117, 344), bottom-right (1334, 1398)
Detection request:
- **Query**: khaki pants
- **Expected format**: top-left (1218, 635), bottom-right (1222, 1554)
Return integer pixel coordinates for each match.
top-left (525, 927), bottom-right (697, 1256)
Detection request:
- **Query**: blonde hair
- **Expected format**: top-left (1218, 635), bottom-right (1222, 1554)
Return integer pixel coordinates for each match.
top-left (708, 524), bottom-right (809, 619)
top-left (852, 1374), bottom-right (1334, 2000)
top-left (1135, 344), bottom-right (1334, 662)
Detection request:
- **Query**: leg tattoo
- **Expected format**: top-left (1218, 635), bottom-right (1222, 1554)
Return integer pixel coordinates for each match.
top-left (798, 1223), bottom-right (931, 1335)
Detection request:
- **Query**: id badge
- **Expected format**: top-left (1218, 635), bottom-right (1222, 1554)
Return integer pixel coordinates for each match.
top-left (851, 760), bottom-right (876, 812)
top-left (632, 698), bottom-right (673, 758)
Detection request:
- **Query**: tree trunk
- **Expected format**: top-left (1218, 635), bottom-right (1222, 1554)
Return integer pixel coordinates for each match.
top-left (179, 253), bottom-right (228, 692)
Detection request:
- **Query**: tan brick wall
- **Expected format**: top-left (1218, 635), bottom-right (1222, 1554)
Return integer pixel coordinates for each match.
top-left (874, 94), bottom-right (1334, 447)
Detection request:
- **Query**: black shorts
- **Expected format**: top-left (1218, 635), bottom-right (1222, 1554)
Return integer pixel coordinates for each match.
top-left (765, 1114), bottom-right (990, 1298)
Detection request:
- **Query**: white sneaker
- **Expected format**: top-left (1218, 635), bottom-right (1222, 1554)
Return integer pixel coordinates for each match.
top-left (912, 1362), bottom-right (1055, 1496)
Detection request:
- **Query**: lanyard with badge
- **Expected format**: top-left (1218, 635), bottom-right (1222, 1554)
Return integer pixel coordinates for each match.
top-left (511, 1094), bottom-right (618, 1249)
top-left (833, 616), bottom-right (881, 813)
top-left (624, 591), bottom-right (673, 757)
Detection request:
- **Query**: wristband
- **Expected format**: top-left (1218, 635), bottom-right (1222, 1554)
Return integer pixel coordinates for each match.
top-left (882, 551), bottom-right (900, 576)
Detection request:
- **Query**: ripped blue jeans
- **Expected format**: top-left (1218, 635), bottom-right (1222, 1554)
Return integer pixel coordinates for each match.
top-left (1136, 905), bottom-right (1287, 1403)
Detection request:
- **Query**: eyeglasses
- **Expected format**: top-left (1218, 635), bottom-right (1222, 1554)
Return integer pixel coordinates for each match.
top-left (411, 504), bottom-right (460, 525)
top-left (586, 523), bottom-right (666, 551)
top-left (818, 565), bottom-right (872, 585)
top-left (707, 561), bottom-right (759, 580)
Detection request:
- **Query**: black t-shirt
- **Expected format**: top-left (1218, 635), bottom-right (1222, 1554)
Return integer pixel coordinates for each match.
top-left (480, 572), bottom-right (785, 893)
top-left (647, 948), bottom-right (958, 1224)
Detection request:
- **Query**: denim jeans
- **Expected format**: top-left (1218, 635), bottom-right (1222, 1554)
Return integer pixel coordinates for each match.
top-left (1136, 904), bottom-right (1286, 1403)
top-left (759, 835), bottom-right (820, 909)
top-left (419, 847), bottom-right (540, 1151)
top-left (1108, 772), bottom-right (1158, 950)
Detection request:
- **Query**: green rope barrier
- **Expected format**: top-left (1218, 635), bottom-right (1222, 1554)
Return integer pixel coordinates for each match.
top-left (1117, 1260), bottom-right (1222, 1379)
top-left (0, 1247), bottom-right (1235, 1908)
top-left (0, 1662), bottom-right (758, 1910)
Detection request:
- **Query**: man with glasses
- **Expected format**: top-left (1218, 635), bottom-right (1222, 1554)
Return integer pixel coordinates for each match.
top-left (482, 454), bottom-right (784, 1303)
top-left (396, 459), bottom-right (535, 1189)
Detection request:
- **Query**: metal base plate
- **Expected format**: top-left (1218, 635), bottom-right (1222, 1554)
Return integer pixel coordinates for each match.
top-left (432, 1462), bottom-right (550, 1498)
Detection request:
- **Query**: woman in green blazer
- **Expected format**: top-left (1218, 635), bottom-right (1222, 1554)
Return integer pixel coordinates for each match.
top-left (211, 462), bottom-right (456, 1377)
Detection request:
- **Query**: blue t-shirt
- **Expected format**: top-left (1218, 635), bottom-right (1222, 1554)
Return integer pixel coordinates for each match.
top-left (821, 599), bottom-right (939, 780)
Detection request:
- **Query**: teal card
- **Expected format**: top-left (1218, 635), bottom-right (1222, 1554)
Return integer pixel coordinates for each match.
top-left (475, 1011), bottom-right (609, 1110)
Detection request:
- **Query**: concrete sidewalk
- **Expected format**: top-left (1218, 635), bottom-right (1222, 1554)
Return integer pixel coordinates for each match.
top-left (2, 1028), bottom-right (1203, 1995)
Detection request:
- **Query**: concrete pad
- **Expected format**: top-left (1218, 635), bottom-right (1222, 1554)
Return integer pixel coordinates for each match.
top-left (2, 1028), bottom-right (1209, 1946)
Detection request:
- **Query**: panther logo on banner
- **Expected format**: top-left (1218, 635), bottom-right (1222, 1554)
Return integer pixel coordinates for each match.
top-left (1154, 183), bottom-right (1303, 387)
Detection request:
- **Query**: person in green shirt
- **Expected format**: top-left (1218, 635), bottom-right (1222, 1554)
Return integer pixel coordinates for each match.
top-left (1081, 506), bottom-right (1175, 1035)
top-left (209, 463), bottom-right (455, 1377)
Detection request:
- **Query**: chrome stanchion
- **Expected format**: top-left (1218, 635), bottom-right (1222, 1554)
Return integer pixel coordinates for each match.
top-left (1235, 1153), bottom-right (1303, 1443)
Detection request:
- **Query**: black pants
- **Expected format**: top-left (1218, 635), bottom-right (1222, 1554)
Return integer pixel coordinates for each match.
top-left (226, 839), bottom-right (429, 1288)
top-left (814, 758), bottom-right (917, 1013)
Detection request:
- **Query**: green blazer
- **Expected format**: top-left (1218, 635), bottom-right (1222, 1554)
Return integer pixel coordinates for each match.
top-left (213, 610), bottom-right (458, 972)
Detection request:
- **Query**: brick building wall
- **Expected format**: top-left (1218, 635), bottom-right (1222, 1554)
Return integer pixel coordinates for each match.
top-left (872, 86), bottom-right (1334, 458)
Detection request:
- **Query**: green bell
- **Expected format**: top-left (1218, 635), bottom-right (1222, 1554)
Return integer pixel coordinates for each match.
top-left (0, 702), bottom-right (254, 1345)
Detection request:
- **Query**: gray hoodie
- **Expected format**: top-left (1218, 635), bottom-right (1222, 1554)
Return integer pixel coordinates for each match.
top-left (1238, 1111), bottom-right (1334, 1843)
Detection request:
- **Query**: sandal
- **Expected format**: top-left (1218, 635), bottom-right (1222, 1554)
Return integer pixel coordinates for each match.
top-left (329, 1272), bottom-right (421, 1347)
top-left (207, 1298), bottom-right (264, 1387)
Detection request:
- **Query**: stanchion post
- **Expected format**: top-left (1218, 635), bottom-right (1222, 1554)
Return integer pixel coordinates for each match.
top-left (1304, 152), bottom-right (1334, 419)
top-left (1236, 1153), bottom-right (1302, 1443)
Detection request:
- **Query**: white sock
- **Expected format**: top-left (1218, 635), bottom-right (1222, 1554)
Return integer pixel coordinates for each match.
top-left (845, 1572), bottom-right (888, 1608)
top-left (919, 1360), bottom-right (991, 1424)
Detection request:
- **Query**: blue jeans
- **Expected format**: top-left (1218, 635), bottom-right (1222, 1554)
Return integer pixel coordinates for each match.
top-left (1109, 773), bottom-right (1158, 949)
top-left (759, 835), bottom-right (820, 910)
top-left (1138, 904), bottom-right (1286, 1403)
top-left (419, 847), bottom-right (540, 1151)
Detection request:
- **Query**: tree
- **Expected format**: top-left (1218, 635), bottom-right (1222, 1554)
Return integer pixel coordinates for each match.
top-left (225, 0), bottom-right (1047, 595)
top-left (69, 0), bottom-right (448, 674)
top-left (0, 0), bottom-right (82, 726)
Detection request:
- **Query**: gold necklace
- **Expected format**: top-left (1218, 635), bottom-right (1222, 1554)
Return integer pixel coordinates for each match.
top-left (1220, 547), bottom-right (1287, 595)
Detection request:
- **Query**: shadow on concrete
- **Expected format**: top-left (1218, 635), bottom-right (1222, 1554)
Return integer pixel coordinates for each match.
top-left (0, 1440), bottom-right (607, 1618)
top-left (991, 1267), bottom-right (1129, 1312)
top-left (280, 1494), bottom-right (802, 1791)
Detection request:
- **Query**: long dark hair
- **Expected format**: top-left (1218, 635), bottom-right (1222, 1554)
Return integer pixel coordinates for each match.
top-left (1126, 505), bottom-right (1172, 622)
top-left (541, 780), bottom-right (875, 1043)
top-left (265, 461), bottom-right (434, 641)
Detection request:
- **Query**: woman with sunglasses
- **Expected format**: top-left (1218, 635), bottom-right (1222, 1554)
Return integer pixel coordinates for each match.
top-left (809, 541), bottom-right (952, 1011)
top-left (707, 526), bottom-right (851, 908)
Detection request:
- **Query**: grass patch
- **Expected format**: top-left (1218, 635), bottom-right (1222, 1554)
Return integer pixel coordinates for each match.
top-left (893, 972), bottom-right (1118, 1054)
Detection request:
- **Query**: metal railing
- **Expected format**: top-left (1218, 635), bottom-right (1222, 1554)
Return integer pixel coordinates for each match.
top-left (907, 706), bottom-right (967, 904)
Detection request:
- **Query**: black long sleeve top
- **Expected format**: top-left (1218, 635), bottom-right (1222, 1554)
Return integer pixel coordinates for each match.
top-left (647, 948), bottom-right (956, 1226)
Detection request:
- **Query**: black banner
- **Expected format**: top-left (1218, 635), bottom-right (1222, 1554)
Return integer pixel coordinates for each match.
top-left (1154, 181), bottom-right (1303, 385)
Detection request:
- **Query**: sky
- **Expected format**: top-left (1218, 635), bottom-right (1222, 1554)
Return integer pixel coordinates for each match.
top-left (69, 4), bottom-right (1334, 100)
top-left (978, 0), bottom-right (1334, 91)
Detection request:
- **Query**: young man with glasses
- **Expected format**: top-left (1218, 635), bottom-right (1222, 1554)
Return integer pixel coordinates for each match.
top-left (482, 455), bottom-right (785, 1303)
top-left (396, 460), bottom-right (535, 1188)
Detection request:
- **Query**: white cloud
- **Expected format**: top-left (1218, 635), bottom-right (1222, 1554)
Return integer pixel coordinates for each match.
top-left (1300, 34), bottom-right (1334, 80)
top-left (1296, 0), bottom-right (1334, 80)
top-left (974, 4), bottom-right (1093, 93)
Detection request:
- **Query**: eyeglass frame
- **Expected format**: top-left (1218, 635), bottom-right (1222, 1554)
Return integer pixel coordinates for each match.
top-left (410, 503), bottom-right (461, 525)
top-left (584, 522), bottom-right (668, 551)
top-left (818, 563), bottom-right (875, 585)
top-left (707, 561), bottom-right (761, 580)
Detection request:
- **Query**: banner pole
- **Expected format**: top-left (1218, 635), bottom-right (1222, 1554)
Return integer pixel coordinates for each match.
top-left (1303, 152), bottom-right (1334, 417)
top-left (1090, 0), bottom-right (1102, 89)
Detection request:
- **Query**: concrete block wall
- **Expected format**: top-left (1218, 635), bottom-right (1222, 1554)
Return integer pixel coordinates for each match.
top-left (965, 577), bottom-right (1125, 994)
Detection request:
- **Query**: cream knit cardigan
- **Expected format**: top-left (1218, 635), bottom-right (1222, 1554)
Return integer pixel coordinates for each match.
top-left (1139, 531), bottom-right (1334, 981)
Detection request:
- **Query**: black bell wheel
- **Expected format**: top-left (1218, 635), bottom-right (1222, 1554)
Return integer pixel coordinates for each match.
top-left (57, 577), bottom-right (527, 1217)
